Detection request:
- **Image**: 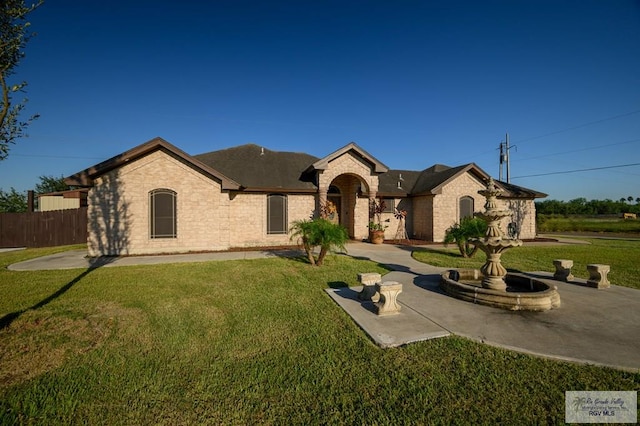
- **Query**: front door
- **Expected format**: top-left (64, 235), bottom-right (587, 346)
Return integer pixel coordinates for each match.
top-left (327, 194), bottom-right (341, 224)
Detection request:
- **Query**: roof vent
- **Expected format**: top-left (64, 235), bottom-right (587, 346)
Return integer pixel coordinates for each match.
top-left (397, 181), bottom-right (403, 189)
top-left (399, 173), bottom-right (404, 181)
top-left (260, 147), bottom-right (265, 156)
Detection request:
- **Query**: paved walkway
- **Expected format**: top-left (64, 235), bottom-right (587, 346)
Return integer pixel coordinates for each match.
top-left (7, 241), bottom-right (640, 371)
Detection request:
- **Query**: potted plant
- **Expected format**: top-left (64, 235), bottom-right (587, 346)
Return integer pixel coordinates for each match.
top-left (368, 199), bottom-right (388, 244)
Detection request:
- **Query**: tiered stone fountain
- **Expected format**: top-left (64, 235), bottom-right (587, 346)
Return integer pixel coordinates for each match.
top-left (440, 178), bottom-right (561, 311)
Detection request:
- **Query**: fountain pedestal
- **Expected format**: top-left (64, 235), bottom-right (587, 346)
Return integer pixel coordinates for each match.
top-left (470, 178), bottom-right (522, 290)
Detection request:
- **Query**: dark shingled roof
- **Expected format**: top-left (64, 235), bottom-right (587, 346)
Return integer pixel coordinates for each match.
top-left (410, 164), bottom-right (488, 195)
top-left (195, 144), bottom-right (547, 199)
top-left (496, 180), bottom-right (548, 199)
top-left (65, 137), bottom-right (241, 190)
top-left (378, 170), bottom-right (421, 196)
top-left (194, 144), bottom-right (319, 192)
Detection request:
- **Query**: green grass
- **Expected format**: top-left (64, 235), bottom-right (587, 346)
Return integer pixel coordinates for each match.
top-left (1, 245), bottom-right (639, 424)
top-left (538, 217), bottom-right (640, 233)
top-left (413, 238), bottom-right (640, 290)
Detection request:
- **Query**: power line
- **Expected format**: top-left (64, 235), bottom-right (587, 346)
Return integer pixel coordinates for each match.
top-left (513, 137), bottom-right (640, 163)
top-left (511, 162), bottom-right (640, 179)
top-left (511, 108), bottom-right (640, 145)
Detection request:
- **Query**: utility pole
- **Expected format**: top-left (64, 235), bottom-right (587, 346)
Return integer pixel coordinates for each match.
top-left (499, 141), bottom-right (505, 181)
top-left (505, 132), bottom-right (511, 183)
top-left (498, 133), bottom-right (515, 183)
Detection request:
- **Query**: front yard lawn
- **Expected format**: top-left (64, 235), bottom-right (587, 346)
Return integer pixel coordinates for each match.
top-left (1, 246), bottom-right (638, 424)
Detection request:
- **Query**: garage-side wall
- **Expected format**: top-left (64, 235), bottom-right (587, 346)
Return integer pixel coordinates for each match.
top-left (87, 151), bottom-right (230, 256)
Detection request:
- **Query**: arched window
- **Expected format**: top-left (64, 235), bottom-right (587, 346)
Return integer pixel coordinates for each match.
top-left (267, 194), bottom-right (287, 234)
top-left (459, 196), bottom-right (474, 221)
top-left (150, 189), bottom-right (176, 238)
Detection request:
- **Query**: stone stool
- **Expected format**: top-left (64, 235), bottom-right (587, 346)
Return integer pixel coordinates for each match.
top-left (357, 272), bottom-right (381, 302)
top-left (374, 281), bottom-right (402, 316)
top-left (587, 264), bottom-right (610, 289)
top-left (553, 259), bottom-right (574, 281)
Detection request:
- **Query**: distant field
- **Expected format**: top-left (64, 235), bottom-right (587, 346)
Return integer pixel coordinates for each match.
top-left (537, 216), bottom-right (640, 233)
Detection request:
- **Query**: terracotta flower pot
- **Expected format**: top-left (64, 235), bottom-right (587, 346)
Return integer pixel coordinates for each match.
top-left (369, 230), bottom-right (385, 244)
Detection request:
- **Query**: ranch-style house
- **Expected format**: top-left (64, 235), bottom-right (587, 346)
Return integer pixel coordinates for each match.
top-left (65, 137), bottom-right (546, 256)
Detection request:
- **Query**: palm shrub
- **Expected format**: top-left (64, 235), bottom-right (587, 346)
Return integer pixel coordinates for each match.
top-left (444, 217), bottom-right (487, 258)
top-left (290, 218), bottom-right (349, 266)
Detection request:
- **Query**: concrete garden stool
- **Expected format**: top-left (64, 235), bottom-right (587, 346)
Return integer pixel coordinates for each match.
top-left (587, 264), bottom-right (610, 289)
top-left (357, 272), bottom-right (381, 302)
top-left (553, 259), bottom-right (574, 281)
top-left (374, 281), bottom-right (402, 316)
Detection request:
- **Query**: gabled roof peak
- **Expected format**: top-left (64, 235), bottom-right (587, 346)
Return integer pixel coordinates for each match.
top-left (310, 142), bottom-right (389, 173)
top-left (423, 164), bottom-right (452, 173)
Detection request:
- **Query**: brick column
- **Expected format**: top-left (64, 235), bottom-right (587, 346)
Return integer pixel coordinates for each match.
top-left (318, 187), bottom-right (328, 218)
top-left (368, 190), bottom-right (377, 222)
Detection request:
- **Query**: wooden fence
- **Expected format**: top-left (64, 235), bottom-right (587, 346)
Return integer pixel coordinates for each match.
top-left (0, 207), bottom-right (87, 248)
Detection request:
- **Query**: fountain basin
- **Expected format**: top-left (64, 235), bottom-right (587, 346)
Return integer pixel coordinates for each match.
top-left (440, 269), bottom-right (561, 311)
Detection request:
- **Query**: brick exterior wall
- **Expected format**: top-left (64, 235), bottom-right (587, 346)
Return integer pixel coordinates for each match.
top-left (409, 174), bottom-right (538, 242)
top-left (377, 198), bottom-right (412, 240)
top-left (87, 150), bottom-right (318, 255)
top-left (411, 196), bottom-right (433, 241)
top-left (432, 173), bottom-right (487, 242)
top-left (87, 151), bottom-right (231, 256)
top-left (228, 192), bottom-right (315, 247)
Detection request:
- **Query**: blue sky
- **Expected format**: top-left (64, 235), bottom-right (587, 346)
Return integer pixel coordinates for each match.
top-left (1, 0), bottom-right (639, 201)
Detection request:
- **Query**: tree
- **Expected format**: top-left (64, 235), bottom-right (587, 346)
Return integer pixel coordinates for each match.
top-left (290, 218), bottom-right (348, 266)
top-left (0, 175), bottom-right (68, 212)
top-left (0, 187), bottom-right (27, 212)
top-left (444, 217), bottom-right (487, 258)
top-left (0, 0), bottom-right (42, 160)
top-left (627, 196), bottom-right (634, 203)
top-left (35, 174), bottom-right (68, 193)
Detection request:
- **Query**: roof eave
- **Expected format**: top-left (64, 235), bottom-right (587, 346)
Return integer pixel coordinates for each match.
top-left (64, 137), bottom-right (242, 190)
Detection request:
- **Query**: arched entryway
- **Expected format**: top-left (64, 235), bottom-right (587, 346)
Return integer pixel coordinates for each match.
top-left (324, 174), bottom-right (370, 239)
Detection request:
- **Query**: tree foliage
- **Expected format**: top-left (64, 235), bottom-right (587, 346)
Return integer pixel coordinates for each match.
top-left (0, 0), bottom-right (42, 160)
top-left (0, 187), bottom-right (27, 212)
top-left (0, 175), bottom-right (68, 212)
top-left (536, 197), bottom-right (640, 216)
top-left (290, 218), bottom-right (349, 266)
top-left (444, 217), bottom-right (487, 258)
top-left (35, 174), bottom-right (68, 193)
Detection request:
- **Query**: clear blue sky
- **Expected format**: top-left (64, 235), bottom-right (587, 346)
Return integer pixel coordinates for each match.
top-left (1, 0), bottom-right (639, 201)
